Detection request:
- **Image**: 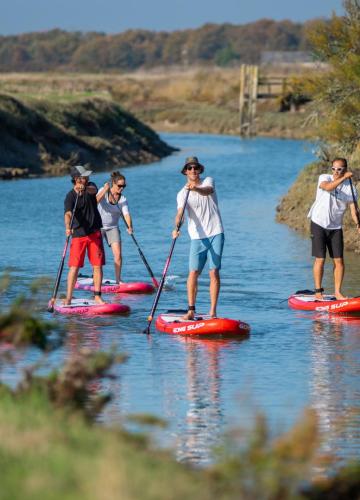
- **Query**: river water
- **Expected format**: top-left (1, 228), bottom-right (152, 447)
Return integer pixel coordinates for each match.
top-left (0, 133), bottom-right (359, 466)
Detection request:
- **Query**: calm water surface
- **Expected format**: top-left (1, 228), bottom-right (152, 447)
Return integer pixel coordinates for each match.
top-left (0, 133), bottom-right (359, 466)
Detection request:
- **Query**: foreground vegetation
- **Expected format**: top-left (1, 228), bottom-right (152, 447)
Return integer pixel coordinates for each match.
top-left (3, 378), bottom-right (360, 500)
top-left (0, 280), bottom-right (360, 499)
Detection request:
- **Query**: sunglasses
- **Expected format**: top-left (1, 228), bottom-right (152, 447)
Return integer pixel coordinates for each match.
top-left (116, 183), bottom-right (126, 188)
top-left (331, 167), bottom-right (345, 173)
top-left (186, 165), bottom-right (201, 171)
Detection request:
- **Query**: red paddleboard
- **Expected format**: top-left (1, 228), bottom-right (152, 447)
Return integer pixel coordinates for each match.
top-left (155, 312), bottom-right (250, 336)
top-left (51, 298), bottom-right (130, 316)
top-left (75, 277), bottom-right (154, 294)
top-left (288, 292), bottom-right (360, 314)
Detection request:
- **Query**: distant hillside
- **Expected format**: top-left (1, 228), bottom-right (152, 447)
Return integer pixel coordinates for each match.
top-left (0, 20), bottom-right (312, 72)
top-left (0, 95), bottom-right (176, 179)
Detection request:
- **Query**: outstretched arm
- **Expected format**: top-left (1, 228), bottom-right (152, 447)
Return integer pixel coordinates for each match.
top-left (320, 172), bottom-right (353, 191)
top-left (187, 183), bottom-right (214, 195)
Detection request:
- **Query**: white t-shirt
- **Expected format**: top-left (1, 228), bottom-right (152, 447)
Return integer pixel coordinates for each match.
top-left (97, 188), bottom-right (129, 229)
top-left (308, 174), bottom-right (357, 229)
top-left (177, 177), bottom-right (224, 240)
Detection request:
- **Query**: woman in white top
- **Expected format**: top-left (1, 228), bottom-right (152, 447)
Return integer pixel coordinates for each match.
top-left (96, 171), bottom-right (133, 283)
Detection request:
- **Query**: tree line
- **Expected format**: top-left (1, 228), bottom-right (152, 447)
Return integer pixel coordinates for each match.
top-left (0, 19), bottom-right (312, 72)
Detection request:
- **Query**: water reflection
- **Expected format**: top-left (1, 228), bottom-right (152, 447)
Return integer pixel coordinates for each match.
top-left (309, 315), bottom-right (360, 464)
top-left (175, 336), bottom-right (248, 465)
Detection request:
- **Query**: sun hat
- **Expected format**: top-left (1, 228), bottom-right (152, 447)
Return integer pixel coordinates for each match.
top-left (70, 165), bottom-right (93, 178)
top-left (181, 156), bottom-right (204, 175)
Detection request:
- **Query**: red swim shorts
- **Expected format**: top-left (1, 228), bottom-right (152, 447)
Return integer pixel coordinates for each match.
top-left (68, 230), bottom-right (105, 268)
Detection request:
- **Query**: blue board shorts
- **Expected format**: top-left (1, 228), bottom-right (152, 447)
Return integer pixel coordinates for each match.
top-left (189, 233), bottom-right (225, 273)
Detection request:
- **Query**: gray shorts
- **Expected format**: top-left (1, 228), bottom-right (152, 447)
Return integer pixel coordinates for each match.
top-left (101, 227), bottom-right (121, 247)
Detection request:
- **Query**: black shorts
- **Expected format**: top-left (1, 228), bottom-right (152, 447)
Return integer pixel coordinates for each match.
top-left (310, 221), bottom-right (343, 259)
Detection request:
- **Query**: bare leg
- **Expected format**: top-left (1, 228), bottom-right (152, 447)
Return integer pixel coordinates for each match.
top-left (111, 242), bottom-right (122, 283)
top-left (93, 265), bottom-right (105, 304)
top-left (65, 266), bottom-right (79, 305)
top-left (333, 258), bottom-right (347, 299)
top-left (182, 270), bottom-right (199, 320)
top-left (313, 258), bottom-right (325, 299)
top-left (209, 269), bottom-right (220, 317)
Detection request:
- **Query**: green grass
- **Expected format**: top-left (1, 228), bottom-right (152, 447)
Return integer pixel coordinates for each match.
top-left (0, 383), bottom-right (358, 500)
top-left (0, 385), bottom-right (213, 500)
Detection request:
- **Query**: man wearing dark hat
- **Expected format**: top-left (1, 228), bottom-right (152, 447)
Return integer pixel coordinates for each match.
top-left (173, 156), bottom-right (224, 320)
top-left (63, 165), bottom-right (105, 305)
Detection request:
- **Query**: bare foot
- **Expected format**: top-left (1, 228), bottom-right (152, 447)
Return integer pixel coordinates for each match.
top-left (315, 293), bottom-right (324, 300)
top-left (209, 311), bottom-right (217, 318)
top-left (182, 310), bottom-right (195, 321)
top-left (94, 295), bottom-right (106, 305)
top-left (62, 298), bottom-right (71, 306)
top-left (335, 293), bottom-right (348, 300)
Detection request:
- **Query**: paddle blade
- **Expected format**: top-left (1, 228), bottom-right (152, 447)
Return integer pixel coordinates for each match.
top-left (152, 277), bottom-right (160, 288)
top-left (47, 299), bottom-right (55, 313)
top-left (143, 315), bottom-right (153, 334)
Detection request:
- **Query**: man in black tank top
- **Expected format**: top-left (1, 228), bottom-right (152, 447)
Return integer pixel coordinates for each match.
top-left (63, 165), bottom-right (105, 305)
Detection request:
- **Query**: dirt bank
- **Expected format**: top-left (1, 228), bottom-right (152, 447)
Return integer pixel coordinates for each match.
top-left (0, 94), bottom-right (176, 179)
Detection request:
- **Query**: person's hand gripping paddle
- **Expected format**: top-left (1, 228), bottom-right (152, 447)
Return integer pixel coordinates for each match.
top-left (107, 182), bottom-right (159, 288)
top-left (47, 192), bottom-right (79, 312)
top-left (143, 188), bottom-right (190, 334)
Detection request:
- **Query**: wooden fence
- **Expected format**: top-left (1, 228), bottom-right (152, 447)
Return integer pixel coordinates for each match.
top-left (239, 64), bottom-right (288, 136)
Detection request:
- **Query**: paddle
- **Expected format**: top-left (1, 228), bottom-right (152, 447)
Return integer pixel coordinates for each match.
top-left (143, 188), bottom-right (190, 334)
top-left (349, 177), bottom-right (360, 226)
top-left (107, 184), bottom-right (159, 288)
top-left (47, 192), bottom-right (79, 313)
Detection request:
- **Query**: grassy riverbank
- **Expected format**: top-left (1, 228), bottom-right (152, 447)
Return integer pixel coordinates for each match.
top-left (0, 69), bottom-right (317, 143)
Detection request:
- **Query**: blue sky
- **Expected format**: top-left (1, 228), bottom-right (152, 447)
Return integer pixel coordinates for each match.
top-left (1, 0), bottom-right (344, 35)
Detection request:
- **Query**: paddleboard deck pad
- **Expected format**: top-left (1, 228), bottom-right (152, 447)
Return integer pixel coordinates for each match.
top-left (75, 277), bottom-right (154, 294)
top-left (155, 312), bottom-right (250, 336)
top-left (288, 291), bottom-right (360, 314)
top-left (51, 298), bottom-right (130, 315)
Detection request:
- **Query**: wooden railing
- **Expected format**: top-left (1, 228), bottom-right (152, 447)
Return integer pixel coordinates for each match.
top-left (239, 64), bottom-right (288, 136)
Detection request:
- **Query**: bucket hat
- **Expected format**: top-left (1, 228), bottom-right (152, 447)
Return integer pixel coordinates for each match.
top-left (181, 156), bottom-right (204, 175)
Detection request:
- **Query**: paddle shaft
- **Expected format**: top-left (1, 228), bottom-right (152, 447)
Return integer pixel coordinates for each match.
top-left (48, 192), bottom-right (79, 312)
top-left (108, 185), bottom-right (159, 288)
top-left (349, 178), bottom-right (360, 226)
top-left (144, 189), bottom-right (190, 334)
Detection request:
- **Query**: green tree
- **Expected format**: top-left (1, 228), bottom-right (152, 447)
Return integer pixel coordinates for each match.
top-left (306, 0), bottom-right (360, 154)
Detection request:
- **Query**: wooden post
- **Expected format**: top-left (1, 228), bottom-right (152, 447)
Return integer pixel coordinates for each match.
top-left (239, 64), bottom-right (258, 137)
top-left (239, 65), bottom-right (245, 135)
top-left (250, 65), bottom-right (258, 136)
